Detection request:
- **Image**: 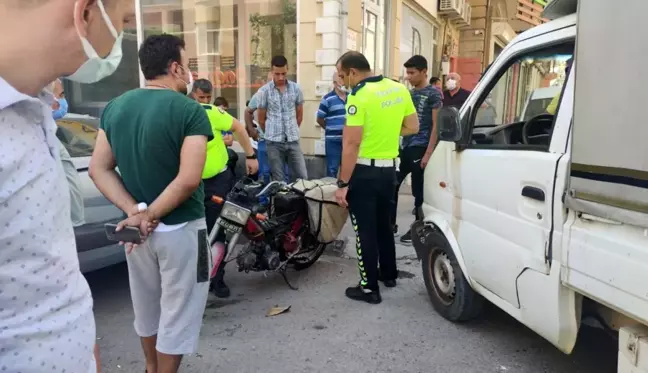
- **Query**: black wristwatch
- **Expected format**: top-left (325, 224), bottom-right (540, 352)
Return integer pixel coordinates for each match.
top-left (246, 153), bottom-right (257, 160)
top-left (337, 179), bottom-right (349, 188)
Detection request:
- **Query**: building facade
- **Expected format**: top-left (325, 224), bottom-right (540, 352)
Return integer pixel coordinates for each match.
top-left (60, 0), bottom-right (543, 162)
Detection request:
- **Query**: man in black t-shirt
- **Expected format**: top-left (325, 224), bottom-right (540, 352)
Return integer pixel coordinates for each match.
top-left (393, 56), bottom-right (443, 245)
top-left (442, 72), bottom-right (471, 109)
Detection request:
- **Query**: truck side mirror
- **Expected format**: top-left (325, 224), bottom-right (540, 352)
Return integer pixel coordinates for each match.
top-left (437, 107), bottom-right (463, 142)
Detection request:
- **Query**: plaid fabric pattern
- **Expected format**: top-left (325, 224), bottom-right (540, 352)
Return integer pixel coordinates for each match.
top-left (257, 80), bottom-right (304, 142)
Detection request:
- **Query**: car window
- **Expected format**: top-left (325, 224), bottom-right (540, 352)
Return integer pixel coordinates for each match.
top-left (470, 42), bottom-right (574, 149)
top-left (55, 117), bottom-right (98, 157)
top-left (523, 98), bottom-right (553, 121)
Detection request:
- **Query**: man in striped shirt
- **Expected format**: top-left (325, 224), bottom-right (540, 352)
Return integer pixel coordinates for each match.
top-left (316, 72), bottom-right (348, 177)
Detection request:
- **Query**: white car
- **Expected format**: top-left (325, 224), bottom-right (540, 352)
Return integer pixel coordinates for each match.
top-left (56, 114), bottom-right (126, 273)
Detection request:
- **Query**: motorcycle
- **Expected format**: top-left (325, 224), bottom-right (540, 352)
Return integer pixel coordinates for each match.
top-left (207, 178), bottom-right (328, 289)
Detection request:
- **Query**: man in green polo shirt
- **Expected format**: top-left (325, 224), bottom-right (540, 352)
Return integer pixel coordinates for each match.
top-left (198, 101), bottom-right (258, 298)
top-left (334, 51), bottom-right (420, 304)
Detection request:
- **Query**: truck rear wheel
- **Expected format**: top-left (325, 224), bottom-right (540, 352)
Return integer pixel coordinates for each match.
top-left (421, 231), bottom-right (483, 322)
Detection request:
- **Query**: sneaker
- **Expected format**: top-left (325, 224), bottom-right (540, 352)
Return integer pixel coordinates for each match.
top-left (399, 230), bottom-right (413, 245)
top-left (345, 285), bottom-right (382, 304)
top-left (210, 279), bottom-right (231, 298)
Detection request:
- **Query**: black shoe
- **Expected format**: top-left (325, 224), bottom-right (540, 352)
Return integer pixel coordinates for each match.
top-left (345, 285), bottom-right (382, 304)
top-left (393, 224), bottom-right (399, 236)
top-left (377, 269), bottom-right (397, 288)
top-left (399, 230), bottom-right (413, 245)
top-left (210, 279), bottom-right (231, 298)
top-left (381, 279), bottom-right (397, 288)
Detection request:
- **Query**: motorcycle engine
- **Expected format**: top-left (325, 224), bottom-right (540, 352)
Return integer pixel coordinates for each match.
top-left (237, 250), bottom-right (258, 273)
top-left (236, 243), bottom-right (282, 272)
top-left (263, 249), bottom-right (281, 271)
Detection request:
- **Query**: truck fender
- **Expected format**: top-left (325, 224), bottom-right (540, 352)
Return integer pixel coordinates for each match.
top-left (413, 211), bottom-right (473, 288)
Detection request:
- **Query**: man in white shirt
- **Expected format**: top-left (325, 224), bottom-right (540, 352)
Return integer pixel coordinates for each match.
top-left (0, 1), bottom-right (135, 372)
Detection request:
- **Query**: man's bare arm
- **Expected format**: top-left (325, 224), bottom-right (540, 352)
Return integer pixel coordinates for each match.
top-left (296, 104), bottom-right (303, 126)
top-left (426, 108), bottom-right (439, 153)
top-left (89, 130), bottom-right (138, 215)
top-left (401, 113), bottom-right (420, 136)
top-left (146, 135), bottom-right (207, 220)
top-left (258, 108), bottom-right (267, 131)
top-left (339, 126), bottom-right (363, 183)
top-left (244, 107), bottom-right (257, 138)
top-left (316, 117), bottom-right (326, 129)
top-left (231, 119), bottom-right (255, 156)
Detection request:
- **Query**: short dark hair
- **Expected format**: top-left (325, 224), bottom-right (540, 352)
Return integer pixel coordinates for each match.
top-left (271, 55), bottom-right (288, 68)
top-left (430, 76), bottom-right (441, 85)
top-left (404, 55), bottom-right (428, 71)
top-left (139, 34), bottom-right (186, 80)
top-left (192, 79), bottom-right (212, 93)
top-left (337, 51), bottom-right (371, 72)
top-left (214, 96), bottom-right (229, 107)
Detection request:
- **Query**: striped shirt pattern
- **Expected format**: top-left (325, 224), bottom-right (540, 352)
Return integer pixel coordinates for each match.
top-left (317, 90), bottom-right (346, 139)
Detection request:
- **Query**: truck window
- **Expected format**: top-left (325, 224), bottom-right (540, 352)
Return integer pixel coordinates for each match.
top-left (471, 42), bottom-right (574, 151)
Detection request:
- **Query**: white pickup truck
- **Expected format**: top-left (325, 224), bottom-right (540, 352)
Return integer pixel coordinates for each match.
top-left (411, 1), bottom-right (648, 371)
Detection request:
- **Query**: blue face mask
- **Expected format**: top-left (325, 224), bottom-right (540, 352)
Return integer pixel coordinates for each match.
top-left (52, 98), bottom-right (68, 120)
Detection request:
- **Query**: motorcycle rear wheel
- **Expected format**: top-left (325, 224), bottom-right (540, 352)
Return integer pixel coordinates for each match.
top-left (287, 233), bottom-right (327, 271)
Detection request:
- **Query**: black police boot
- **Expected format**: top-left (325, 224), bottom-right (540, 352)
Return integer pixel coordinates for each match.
top-left (399, 229), bottom-right (413, 245)
top-left (210, 268), bottom-right (230, 298)
top-left (377, 268), bottom-right (397, 288)
top-left (345, 284), bottom-right (382, 304)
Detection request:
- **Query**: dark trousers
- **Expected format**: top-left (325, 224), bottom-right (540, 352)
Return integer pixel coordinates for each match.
top-left (347, 164), bottom-right (398, 290)
top-left (325, 137), bottom-right (343, 178)
top-left (391, 146), bottom-right (426, 226)
top-left (204, 170), bottom-right (234, 279)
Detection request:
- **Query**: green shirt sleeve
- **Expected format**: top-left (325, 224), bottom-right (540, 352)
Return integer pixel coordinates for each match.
top-left (345, 94), bottom-right (366, 127)
top-left (403, 89), bottom-right (417, 117)
top-left (99, 100), bottom-right (114, 132)
top-left (205, 106), bottom-right (234, 132)
top-left (185, 101), bottom-right (214, 141)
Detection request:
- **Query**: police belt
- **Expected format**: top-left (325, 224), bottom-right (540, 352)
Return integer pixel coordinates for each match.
top-left (356, 157), bottom-right (397, 168)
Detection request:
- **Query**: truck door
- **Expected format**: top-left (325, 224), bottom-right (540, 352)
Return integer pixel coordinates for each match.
top-left (453, 37), bottom-right (574, 307)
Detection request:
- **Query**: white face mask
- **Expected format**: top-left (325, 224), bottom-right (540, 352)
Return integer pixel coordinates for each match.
top-left (338, 85), bottom-right (349, 93)
top-left (184, 69), bottom-right (194, 96)
top-left (66, 0), bottom-right (123, 84)
top-left (445, 79), bottom-right (457, 91)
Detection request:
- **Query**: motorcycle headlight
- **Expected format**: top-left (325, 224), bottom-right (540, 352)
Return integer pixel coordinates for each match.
top-left (220, 201), bottom-right (251, 225)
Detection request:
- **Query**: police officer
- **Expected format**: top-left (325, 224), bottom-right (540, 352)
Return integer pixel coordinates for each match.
top-left (199, 103), bottom-right (258, 297)
top-left (334, 51), bottom-right (420, 304)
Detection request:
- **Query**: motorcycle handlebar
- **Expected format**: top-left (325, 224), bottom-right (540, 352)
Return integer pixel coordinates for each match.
top-left (255, 181), bottom-right (288, 198)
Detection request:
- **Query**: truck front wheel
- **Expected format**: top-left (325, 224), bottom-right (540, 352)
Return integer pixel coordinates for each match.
top-left (421, 231), bottom-right (483, 322)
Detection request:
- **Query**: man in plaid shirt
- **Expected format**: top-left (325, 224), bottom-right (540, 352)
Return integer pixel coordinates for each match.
top-left (257, 55), bottom-right (308, 182)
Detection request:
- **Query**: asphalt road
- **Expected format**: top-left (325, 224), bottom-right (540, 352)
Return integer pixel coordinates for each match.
top-left (88, 196), bottom-right (618, 373)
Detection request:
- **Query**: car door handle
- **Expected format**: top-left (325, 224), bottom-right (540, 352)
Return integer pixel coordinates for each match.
top-left (521, 186), bottom-right (545, 202)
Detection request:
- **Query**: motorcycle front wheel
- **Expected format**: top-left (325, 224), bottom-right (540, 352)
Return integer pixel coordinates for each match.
top-left (287, 233), bottom-right (327, 271)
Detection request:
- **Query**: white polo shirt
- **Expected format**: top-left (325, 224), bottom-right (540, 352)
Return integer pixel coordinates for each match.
top-left (0, 78), bottom-right (96, 372)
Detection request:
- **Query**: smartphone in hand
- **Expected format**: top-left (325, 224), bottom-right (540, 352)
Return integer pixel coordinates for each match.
top-left (104, 223), bottom-right (142, 244)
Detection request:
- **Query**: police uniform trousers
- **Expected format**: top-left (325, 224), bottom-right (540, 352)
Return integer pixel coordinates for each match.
top-left (347, 162), bottom-right (398, 290)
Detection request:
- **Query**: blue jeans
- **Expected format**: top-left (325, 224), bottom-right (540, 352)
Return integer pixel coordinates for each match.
top-left (258, 140), bottom-right (290, 184)
top-left (325, 137), bottom-right (343, 178)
